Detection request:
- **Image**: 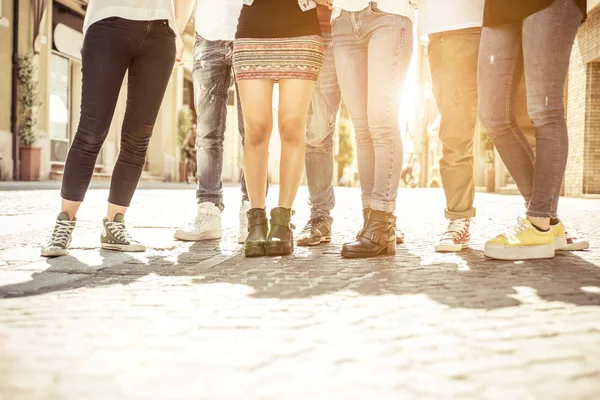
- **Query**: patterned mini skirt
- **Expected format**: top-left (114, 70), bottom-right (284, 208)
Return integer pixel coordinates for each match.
top-left (233, 35), bottom-right (324, 82)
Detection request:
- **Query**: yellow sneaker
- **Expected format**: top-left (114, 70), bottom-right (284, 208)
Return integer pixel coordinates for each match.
top-left (551, 221), bottom-right (590, 251)
top-left (484, 217), bottom-right (554, 260)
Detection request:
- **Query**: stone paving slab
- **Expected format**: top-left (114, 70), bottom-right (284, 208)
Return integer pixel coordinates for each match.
top-left (0, 186), bottom-right (599, 399)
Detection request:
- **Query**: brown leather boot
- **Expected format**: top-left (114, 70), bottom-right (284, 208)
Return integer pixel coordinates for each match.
top-left (361, 207), bottom-right (404, 244)
top-left (342, 210), bottom-right (396, 258)
top-left (245, 208), bottom-right (269, 257)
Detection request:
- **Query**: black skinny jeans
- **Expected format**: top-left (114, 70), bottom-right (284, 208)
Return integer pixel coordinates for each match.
top-left (61, 17), bottom-right (176, 207)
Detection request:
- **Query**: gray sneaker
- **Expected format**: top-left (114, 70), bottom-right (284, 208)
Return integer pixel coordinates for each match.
top-left (297, 217), bottom-right (332, 247)
top-left (100, 213), bottom-right (146, 252)
top-left (41, 212), bottom-right (76, 257)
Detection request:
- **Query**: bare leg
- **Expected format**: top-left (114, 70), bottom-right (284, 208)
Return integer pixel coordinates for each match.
top-left (107, 203), bottom-right (128, 222)
top-left (237, 79), bottom-right (275, 209)
top-left (60, 199), bottom-right (82, 221)
top-left (277, 79), bottom-right (316, 208)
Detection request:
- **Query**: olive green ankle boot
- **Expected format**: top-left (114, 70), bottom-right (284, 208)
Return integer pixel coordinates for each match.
top-left (245, 208), bottom-right (269, 257)
top-left (266, 207), bottom-right (295, 256)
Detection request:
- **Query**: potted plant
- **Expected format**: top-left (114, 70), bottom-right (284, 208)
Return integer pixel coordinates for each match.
top-left (17, 53), bottom-right (43, 181)
top-left (177, 106), bottom-right (194, 182)
top-left (481, 129), bottom-right (495, 193)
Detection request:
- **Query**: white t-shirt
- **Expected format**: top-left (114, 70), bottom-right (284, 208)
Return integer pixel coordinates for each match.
top-left (83, 0), bottom-right (176, 35)
top-left (195, 0), bottom-right (244, 41)
top-left (332, 0), bottom-right (416, 21)
top-left (418, 0), bottom-right (484, 37)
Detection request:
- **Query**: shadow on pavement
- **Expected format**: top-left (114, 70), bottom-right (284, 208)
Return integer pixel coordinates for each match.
top-left (1, 240), bottom-right (599, 310)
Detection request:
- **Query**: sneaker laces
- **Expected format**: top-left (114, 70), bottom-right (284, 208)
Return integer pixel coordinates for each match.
top-left (441, 219), bottom-right (469, 240)
top-left (107, 221), bottom-right (134, 243)
top-left (48, 220), bottom-right (74, 247)
top-left (500, 217), bottom-right (530, 239)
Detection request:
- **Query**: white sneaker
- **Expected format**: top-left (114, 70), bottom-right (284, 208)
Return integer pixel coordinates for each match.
top-left (434, 218), bottom-right (471, 252)
top-left (174, 202), bottom-right (222, 241)
top-left (238, 200), bottom-right (250, 244)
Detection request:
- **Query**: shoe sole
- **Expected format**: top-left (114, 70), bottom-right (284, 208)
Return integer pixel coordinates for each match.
top-left (297, 236), bottom-right (331, 247)
top-left (484, 244), bottom-right (554, 260)
top-left (434, 243), bottom-right (469, 253)
top-left (266, 243), bottom-right (294, 256)
top-left (245, 244), bottom-right (266, 257)
top-left (341, 241), bottom-right (396, 259)
top-left (41, 249), bottom-right (68, 257)
top-left (101, 244), bottom-right (146, 252)
top-left (237, 235), bottom-right (248, 245)
top-left (554, 236), bottom-right (589, 251)
top-left (173, 230), bottom-right (222, 242)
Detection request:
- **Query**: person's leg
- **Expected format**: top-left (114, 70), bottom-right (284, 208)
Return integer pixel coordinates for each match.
top-left (297, 33), bottom-right (340, 247)
top-left (332, 12), bottom-right (371, 212)
top-left (365, 12), bottom-right (413, 214)
top-left (478, 23), bottom-right (536, 207)
top-left (193, 37), bottom-right (233, 210)
top-left (175, 37), bottom-right (232, 242)
top-left (428, 28), bottom-right (480, 252)
top-left (236, 78), bottom-right (274, 256)
top-left (478, 21), bottom-right (554, 260)
top-left (522, 0), bottom-right (583, 223)
top-left (278, 79), bottom-right (318, 209)
top-left (430, 29), bottom-right (479, 220)
top-left (237, 79), bottom-right (274, 210)
top-left (305, 33), bottom-right (341, 223)
top-left (42, 19), bottom-right (133, 257)
top-left (101, 20), bottom-right (175, 252)
top-left (60, 20), bottom-right (134, 219)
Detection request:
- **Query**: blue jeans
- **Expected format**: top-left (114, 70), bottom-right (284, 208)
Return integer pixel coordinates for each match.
top-left (193, 35), bottom-right (255, 210)
top-left (478, 0), bottom-right (582, 218)
top-left (332, 5), bottom-right (413, 212)
top-left (305, 33), bottom-right (341, 223)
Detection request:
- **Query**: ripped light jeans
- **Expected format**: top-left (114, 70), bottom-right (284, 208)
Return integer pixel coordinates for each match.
top-left (332, 5), bottom-right (413, 212)
top-left (305, 33), bottom-right (341, 223)
top-left (478, 0), bottom-right (582, 218)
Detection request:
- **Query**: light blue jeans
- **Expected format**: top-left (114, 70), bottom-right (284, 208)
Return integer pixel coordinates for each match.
top-left (478, 0), bottom-right (583, 218)
top-left (332, 4), bottom-right (413, 212)
top-left (305, 33), bottom-right (341, 223)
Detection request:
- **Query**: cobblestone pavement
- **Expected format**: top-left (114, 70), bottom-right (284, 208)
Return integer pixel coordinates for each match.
top-left (1, 184), bottom-right (599, 400)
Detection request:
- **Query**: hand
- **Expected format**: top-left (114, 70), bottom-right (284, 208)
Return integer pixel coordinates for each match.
top-left (174, 33), bottom-right (184, 67)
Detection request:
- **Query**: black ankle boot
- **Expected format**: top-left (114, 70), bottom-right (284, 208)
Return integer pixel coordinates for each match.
top-left (245, 208), bottom-right (269, 257)
top-left (342, 210), bottom-right (396, 258)
top-left (266, 207), bottom-right (295, 256)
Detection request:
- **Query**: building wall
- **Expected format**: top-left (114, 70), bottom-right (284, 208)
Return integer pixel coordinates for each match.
top-left (566, 5), bottom-right (600, 196)
top-left (0, 0), bottom-right (13, 180)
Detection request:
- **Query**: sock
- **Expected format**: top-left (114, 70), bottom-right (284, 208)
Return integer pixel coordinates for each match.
top-left (531, 223), bottom-right (550, 233)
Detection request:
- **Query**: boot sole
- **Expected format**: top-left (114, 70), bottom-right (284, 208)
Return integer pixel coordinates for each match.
top-left (245, 244), bottom-right (266, 257)
top-left (266, 243), bottom-right (294, 256)
top-left (341, 241), bottom-right (396, 258)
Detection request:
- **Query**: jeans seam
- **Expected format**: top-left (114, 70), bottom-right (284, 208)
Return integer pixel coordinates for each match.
top-left (384, 19), bottom-right (404, 204)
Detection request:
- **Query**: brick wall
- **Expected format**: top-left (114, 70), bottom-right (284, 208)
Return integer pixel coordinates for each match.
top-left (565, 6), bottom-right (600, 196)
top-left (583, 62), bottom-right (600, 194)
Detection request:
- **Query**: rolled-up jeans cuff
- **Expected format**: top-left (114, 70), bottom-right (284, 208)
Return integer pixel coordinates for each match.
top-left (526, 209), bottom-right (557, 219)
top-left (445, 207), bottom-right (476, 220)
top-left (370, 199), bottom-right (396, 213)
